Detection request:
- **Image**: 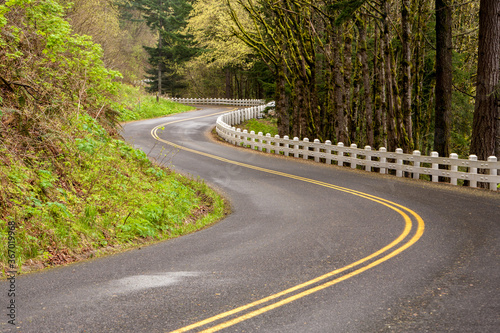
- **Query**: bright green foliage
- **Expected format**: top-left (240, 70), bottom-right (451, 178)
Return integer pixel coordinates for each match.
top-left (0, 0), bottom-right (121, 117)
top-left (187, 0), bottom-right (254, 70)
top-left (116, 84), bottom-right (194, 121)
top-left (0, 114), bottom-right (225, 272)
top-left (62, 0), bottom-right (155, 83)
top-left (328, 0), bottom-right (367, 26)
top-left (182, 0), bottom-right (274, 99)
top-left (238, 118), bottom-right (278, 137)
top-left (0, 0), bottom-right (225, 273)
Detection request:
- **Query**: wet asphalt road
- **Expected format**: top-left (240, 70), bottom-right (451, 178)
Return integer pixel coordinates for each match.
top-left (1, 105), bottom-right (499, 332)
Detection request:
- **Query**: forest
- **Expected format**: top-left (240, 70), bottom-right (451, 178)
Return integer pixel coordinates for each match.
top-left (2, 0), bottom-right (495, 160)
top-left (132, 0), bottom-right (498, 161)
top-left (1, 0), bottom-right (498, 159)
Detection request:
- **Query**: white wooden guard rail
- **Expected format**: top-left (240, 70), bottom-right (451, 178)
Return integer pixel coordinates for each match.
top-left (169, 97), bottom-right (264, 106)
top-left (211, 103), bottom-right (500, 191)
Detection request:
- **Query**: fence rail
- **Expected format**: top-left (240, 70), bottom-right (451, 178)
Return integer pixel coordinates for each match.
top-left (169, 97), bottom-right (264, 106)
top-left (214, 104), bottom-right (500, 191)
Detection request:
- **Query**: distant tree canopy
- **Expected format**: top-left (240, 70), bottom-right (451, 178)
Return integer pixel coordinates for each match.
top-left (184, 0), bottom-right (274, 99)
top-left (60, 0), bottom-right (156, 83)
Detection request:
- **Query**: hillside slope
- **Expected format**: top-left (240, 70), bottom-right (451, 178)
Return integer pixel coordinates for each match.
top-left (0, 0), bottom-right (225, 274)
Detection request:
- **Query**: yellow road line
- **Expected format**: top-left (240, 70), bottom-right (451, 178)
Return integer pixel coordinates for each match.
top-left (148, 111), bottom-right (425, 332)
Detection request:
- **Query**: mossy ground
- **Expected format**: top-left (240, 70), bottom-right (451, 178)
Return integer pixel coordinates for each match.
top-left (236, 117), bottom-right (278, 137)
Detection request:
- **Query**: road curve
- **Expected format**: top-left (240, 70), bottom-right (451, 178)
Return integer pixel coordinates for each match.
top-left (2, 105), bottom-right (499, 332)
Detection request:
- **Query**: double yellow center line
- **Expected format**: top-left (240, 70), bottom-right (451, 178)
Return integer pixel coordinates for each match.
top-left (150, 110), bottom-right (425, 333)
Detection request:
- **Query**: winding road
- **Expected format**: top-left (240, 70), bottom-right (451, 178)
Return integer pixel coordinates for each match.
top-left (2, 105), bottom-right (499, 332)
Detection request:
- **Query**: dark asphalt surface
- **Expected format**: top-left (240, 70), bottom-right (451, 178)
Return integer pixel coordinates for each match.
top-left (1, 105), bottom-right (499, 333)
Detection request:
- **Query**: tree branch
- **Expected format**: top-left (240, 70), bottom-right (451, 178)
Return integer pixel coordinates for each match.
top-left (0, 76), bottom-right (14, 92)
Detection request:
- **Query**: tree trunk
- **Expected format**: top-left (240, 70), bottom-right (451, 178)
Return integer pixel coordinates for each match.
top-left (401, 0), bottom-right (413, 152)
top-left (225, 67), bottom-right (233, 99)
top-left (383, 0), bottom-right (397, 151)
top-left (434, 0), bottom-right (453, 157)
top-left (325, 29), bottom-right (336, 141)
top-left (413, 0), bottom-right (425, 152)
top-left (391, 48), bottom-right (403, 149)
top-left (374, 23), bottom-right (386, 149)
top-left (497, 102), bottom-right (500, 159)
top-left (343, 31), bottom-right (353, 144)
top-left (357, 16), bottom-right (374, 147)
top-left (309, 58), bottom-right (320, 140)
top-left (334, 26), bottom-right (347, 144)
top-left (276, 63), bottom-right (289, 136)
top-left (351, 65), bottom-right (360, 145)
top-left (157, 0), bottom-right (162, 99)
top-left (297, 78), bottom-right (307, 139)
top-left (470, 0), bottom-right (500, 160)
top-left (158, 32), bottom-right (162, 98)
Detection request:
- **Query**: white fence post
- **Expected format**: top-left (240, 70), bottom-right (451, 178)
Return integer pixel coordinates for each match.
top-left (338, 142), bottom-right (344, 167)
top-left (264, 133), bottom-right (271, 152)
top-left (283, 135), bottom-right (289, 157)
top-left (450, 153), bottom-right (458, 185)
top-left (364, 146), bottom-right (371, 171)
top-left (469, 155), bottom-right (478, 188)
top-left (396, 148), bottom-right (403, 177)
top-left (314, 139), bottom-right (321, 162)
top-left (350, 144), bottom-right (357, 169)
top-left (303, 138), bottom-right (309, 160)
top-left (413, 150), bottom-right (421, 180)
top-left (235, 128), bottom-right (241, 145)
top-left (379, 147), bottom-right (387, 174)
top-left (431, 151), bottom-right (439, 182)
top-left (488, 156), bottom-right (498, 191)
top-left (293, 137), bottom-right (300, 158)
top-left (274, 135), bottom-right (281, 154)
top-left (325, 140), bottom-right (332, 164)
top-left (257, 132), bottom-right (264, 151)
top-left (242, 130), bottom-right (248, 146)
top-left (250, 131), bottom-right (256, 150)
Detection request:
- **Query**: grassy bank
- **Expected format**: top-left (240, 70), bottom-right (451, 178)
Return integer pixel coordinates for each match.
top-left (237, 117), bottom-right (279, 137)
top-left (116, 85), bottom-right (194, 122)
top-left (1, 1), bottom-right (227, 276)
top-left (0, 87), bottom-right (226, 275)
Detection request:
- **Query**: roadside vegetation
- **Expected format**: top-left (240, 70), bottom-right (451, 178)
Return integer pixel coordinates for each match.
top-left (0, 0), bottom-right (225, 275)
top-left (237, 117), bottom-right (278, 137)
top-left (117, 85), bottom-right (194, 122)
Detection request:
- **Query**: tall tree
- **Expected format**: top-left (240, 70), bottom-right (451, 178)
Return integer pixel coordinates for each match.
top-left (62, 0), bottom-right (155, 82)
top-left (470, 0), bottom-right (500, 160)
top-left (382, 0), bottom-right (398, 151)
top-left (401, 0), bottom-right (413, 152)
top-left (333, 25), bottom-right (348, 143)
top-left (356, 15), bottom-right (374, 147)
top-left (434, 0), bottom-right (453, 157)
top-left (136, 0), bottom-right (197, 96)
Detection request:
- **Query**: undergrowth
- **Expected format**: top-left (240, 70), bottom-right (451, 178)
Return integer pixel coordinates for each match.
top-left (117, 85), bottom-right (194, 122)
top-left (237, 117), bottom-right (279, 137)
top-left (0, 112), bottom-right (225, 274)
top-left (0, 0), bottom-right (225, 275)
